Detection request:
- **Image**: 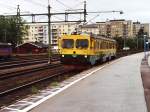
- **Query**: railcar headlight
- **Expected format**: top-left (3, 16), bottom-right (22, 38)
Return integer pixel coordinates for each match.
top-left (84, 55), bottom-right (87, 58)
top-left (62, 55), bottom-right (64, 57)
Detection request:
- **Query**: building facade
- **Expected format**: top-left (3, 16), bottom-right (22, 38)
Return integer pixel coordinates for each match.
top-left (98, 20), bottom-right (133, 38)
top-left (52, 22), bottom-right (79, 35)
top-left (141, 23), bottom-right (150, 36)
top-left (23, 23), bottom-right (80, 50)
top-left (133, 22), bottom-right (141, 37)
top-left (23, 21), bottom-right (150, 51)
top-left (23, 24), bottom-right (48, 44)
top-left (79, 24), bottom-right (99, 35)
top-left (96, 22), bottom-right (107, 36)
top-left (80, 20), bottom-right (133, 38)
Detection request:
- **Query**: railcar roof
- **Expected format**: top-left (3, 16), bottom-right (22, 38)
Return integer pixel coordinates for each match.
top-left (94, 36), bottom-right (116, 42)
top-left (61, 34), bottom-right (116, 42)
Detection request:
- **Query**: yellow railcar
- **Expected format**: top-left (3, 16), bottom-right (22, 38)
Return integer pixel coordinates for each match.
top-left (58, 34), bottom-right (116, 65)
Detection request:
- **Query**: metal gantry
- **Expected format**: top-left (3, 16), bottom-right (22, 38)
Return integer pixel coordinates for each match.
top-left (1, 0), bottom-right (124, 63)
top-left (1, 1), bottom-right (87, 64)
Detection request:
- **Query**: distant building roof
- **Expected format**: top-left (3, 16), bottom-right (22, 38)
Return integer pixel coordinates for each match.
top-left (133, 21), bottom-right (141, 24)
top-left (109, 19), bottom-right (125, 22)
top-left (96, 22), bottom-right (106, 24)
top-left (80, 24), bottom-right (98, 28)
top-left (17, 42), bottom-right (48, 48)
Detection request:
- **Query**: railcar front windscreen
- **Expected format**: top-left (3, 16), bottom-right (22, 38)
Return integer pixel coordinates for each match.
top-left (76, 39), bottom-right (88, 49)
top-left (62, 39), bottom-right (74, 48)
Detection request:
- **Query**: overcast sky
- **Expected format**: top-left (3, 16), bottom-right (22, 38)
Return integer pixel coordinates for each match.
top-left (0, 0), bottom-right (149, 23)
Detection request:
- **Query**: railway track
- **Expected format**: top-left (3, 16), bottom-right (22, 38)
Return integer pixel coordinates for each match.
top-left (0, 57), bottom-right (60, 70)
top-left (0, 63), bottom-right (60, 80)
top-left (0, 50), bottom-right (143, 108)
top-left (0, 50), bottom-right (142, 95)
top-left (0, 63), bottom-right (71, 96)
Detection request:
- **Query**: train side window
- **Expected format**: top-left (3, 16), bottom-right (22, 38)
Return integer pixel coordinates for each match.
top-left (111, 43), bottom-right (112, 49)
top-left (104, 42), bottom-right (106, 49)
top-left (106, 42), bottom-right (108, 49)
top-left (101, 41), bottom-right (103, 49)
top-left (101, 41), bottom-right (104, 49)
top-left (112, 43), bottom-right (114, 49)
top-left (94, 41), bottom-right (96, 50)
top-left (97, 41), bottom-right (99, 50)
top-left (109, 42), bottom-right (111, 49)
top-left (103, 42), bottom-right (105, 49)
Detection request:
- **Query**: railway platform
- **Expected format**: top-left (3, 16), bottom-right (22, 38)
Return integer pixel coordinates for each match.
top-left (28, 53), bottom-right (147, 112)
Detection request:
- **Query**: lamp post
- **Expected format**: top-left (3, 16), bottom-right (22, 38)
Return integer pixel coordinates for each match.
top-left (136, 34), bottom-right (138, 50)
top-left (123, 22), bottom-right (128, 50)
top-left (146, 41), bottom-right (149, 56)
top-left (146, 39), bottom-right (150, 56)
top-left (144, 34), bottom-right (147, 59)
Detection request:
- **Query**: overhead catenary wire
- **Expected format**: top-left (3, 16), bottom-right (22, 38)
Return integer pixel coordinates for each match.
top-left (23, 0), bottom-right (47, 8)
top-left (55, 0), bottom-right (73, 10)
top-left (53, 0), bottom-right (84, 23)
top-left (53, 15), bottom-right (65, 21)
top-left (71, 1), bottom-right (84, 10)
top-left (84, 14), bottom-right (100, 24)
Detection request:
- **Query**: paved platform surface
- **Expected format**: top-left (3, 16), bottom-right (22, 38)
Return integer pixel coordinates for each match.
top-left (29, 53), bottom-right (147, 112)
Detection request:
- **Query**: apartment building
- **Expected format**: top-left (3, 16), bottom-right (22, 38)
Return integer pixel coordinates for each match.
top-left (79, 24), bottom-right (99, 35)
top-left (23, 24), bottom-right (48, 44)
top-left (23, 21), bottom-right (150, 51)
top-left (106, 19), bottom-right (133, 38)
top-left (141, 23), bottom-right (150, 36)
top-left (52, 22), bottom-right (80, 35)
top-left (127, 20), bottom-right (133, 38)
top-left (81, 20), bottom-right (133, 38)
top-left (23, 23), bottom-right (80, 50)
top-left (133, 22), bottom-right (150, 37)
top-left (96, 22), bottom-right (107, 36)
top-left (133, 22), bottom-right (141, 37)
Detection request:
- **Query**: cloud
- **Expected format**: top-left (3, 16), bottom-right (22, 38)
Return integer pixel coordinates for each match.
top-left (0, 0), bottom-right (149, 22)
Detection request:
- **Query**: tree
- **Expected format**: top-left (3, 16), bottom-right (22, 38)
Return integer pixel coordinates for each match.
top-left (137, 28), bottom-right (148, 50)
top-left (113, 37), bottom-right (124, 50)
top-left (113, 37), bottom-right (139, 50)
top-left (0, 16), bottom-right (28, 47)
top-left (137, 27), bottom-right (144, 38)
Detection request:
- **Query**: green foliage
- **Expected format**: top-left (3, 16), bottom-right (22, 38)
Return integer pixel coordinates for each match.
top-left (126, 38), bottom-right (137, 49)
top-left (113, 37), bottom-right (124, 50)
top-left (50, 82), bottom-right (59, 87)
top-left (31, 86), bottom-right (39, 94)
top-left (113, 37), bottom-right (144, 50)
top-left (0, 16), bottom-right (28, 47)
top-left (137, 28), bottom-right (145, 38)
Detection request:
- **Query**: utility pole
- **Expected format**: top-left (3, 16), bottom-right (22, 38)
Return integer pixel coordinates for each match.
top-left (48, 0), bottom-right (52, 64)
top-left (84, 1), bottom-right (87, 23)
top-left (4, 29), bottom-right (7, 42)
top-left (136, 34), bottom-right (139, 49)
top-left (17, 5), bottom-right (20, 46)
